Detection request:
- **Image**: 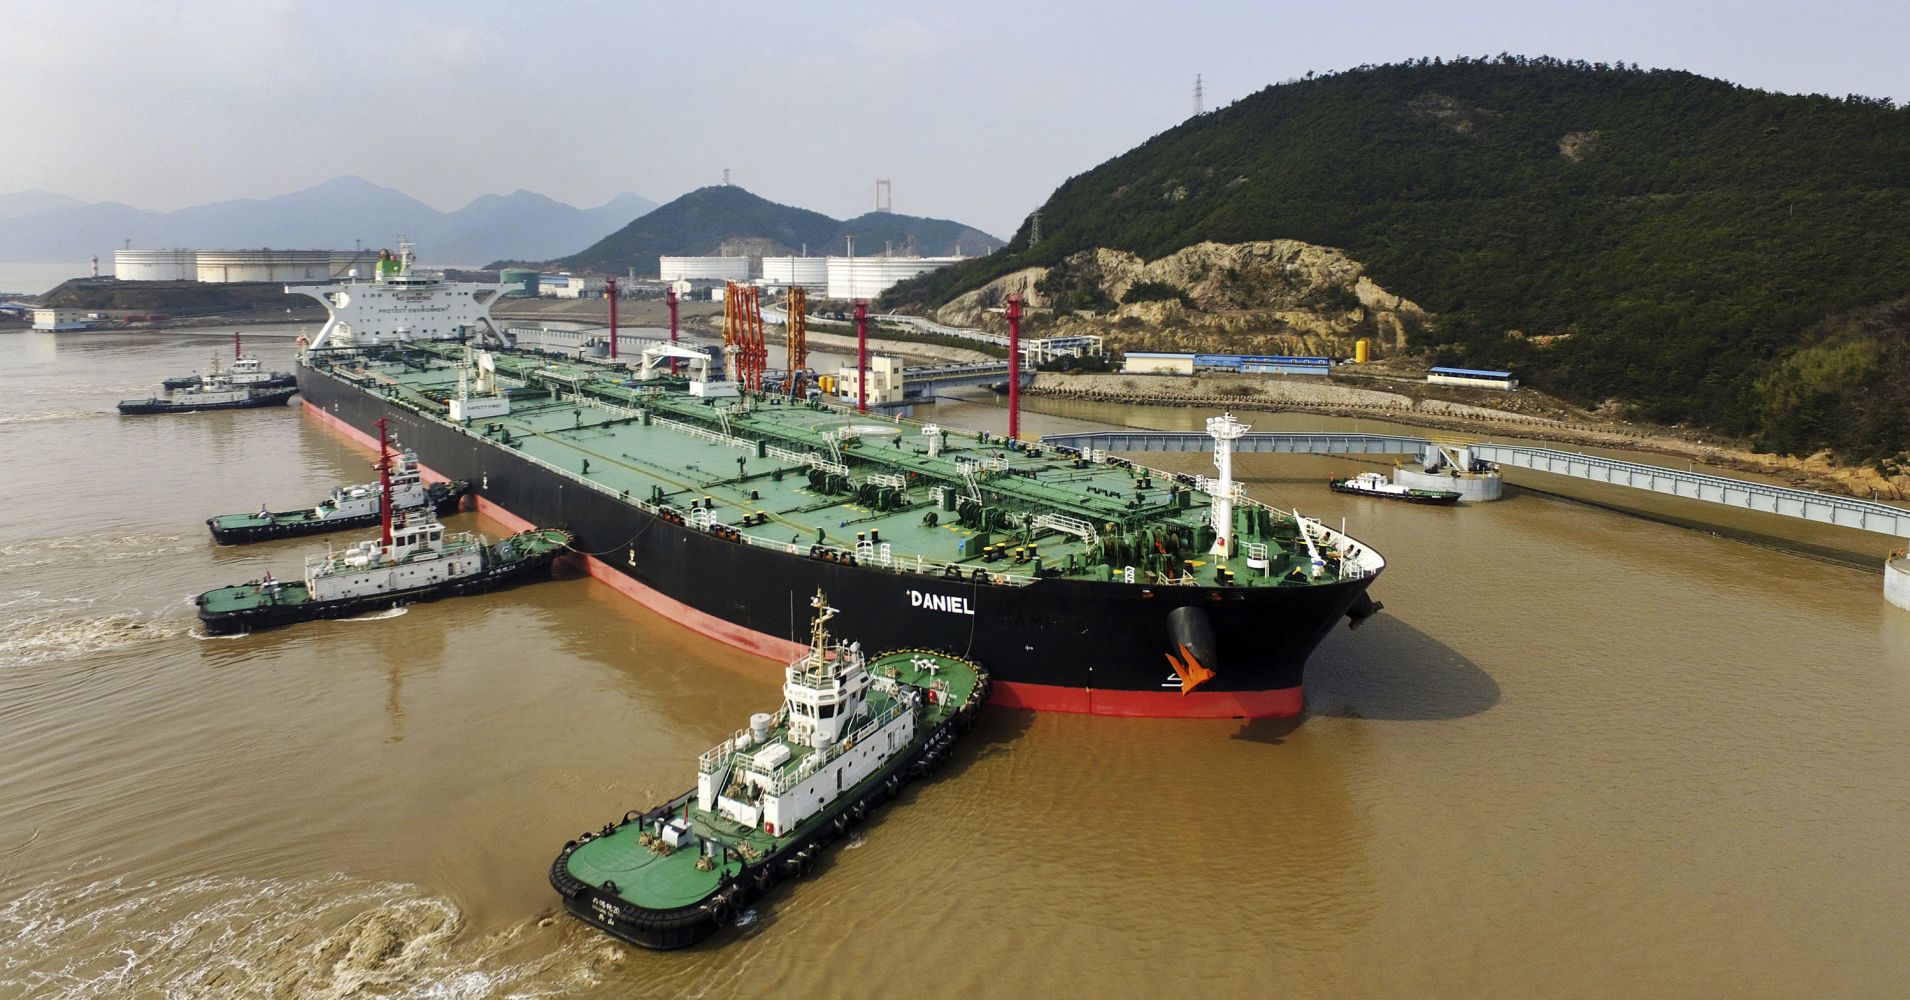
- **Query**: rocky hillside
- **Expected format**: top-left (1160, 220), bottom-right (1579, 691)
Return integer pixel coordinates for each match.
top-left (936, 240), bottom-right (1425, 358)
top-left (886, 56), bottom-right (1910, 464)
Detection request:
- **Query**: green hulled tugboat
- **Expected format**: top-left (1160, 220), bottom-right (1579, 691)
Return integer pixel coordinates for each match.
top-left (194, 419), bottom-right (568, 634)
top-left (550, 590), bottom-right (988, 950)
top-left (164, 333), bottom-right (296, 390)
top-left (207, 443), bottom-right (469, 544)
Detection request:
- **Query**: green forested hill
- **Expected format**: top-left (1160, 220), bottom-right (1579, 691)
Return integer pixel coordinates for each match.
top-left (887, 56), bottom-right (1910, 462)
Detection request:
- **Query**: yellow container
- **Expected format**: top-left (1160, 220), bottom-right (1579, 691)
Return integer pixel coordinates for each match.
top-left (1355, 339), bottom-right (1370, 364)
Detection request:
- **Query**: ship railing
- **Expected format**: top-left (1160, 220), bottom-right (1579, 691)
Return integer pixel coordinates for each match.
top-left (651, 413), bottom-right (754, 451)
top-left (763, 701), bottom-right (907, 794)
top-left (765, 444), bottom-right (812, 465)
top-left (736, 531), bottom-right (1035, 586)
top-left (764, 445), bottom-right (851, 481)
top-left (575, 394), bottom-right (640, 420)
top-left (1032, 512), bottom-right (1099, 548)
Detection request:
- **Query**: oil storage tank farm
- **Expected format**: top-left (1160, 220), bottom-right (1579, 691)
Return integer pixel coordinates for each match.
top-left (111, 249), bottom-right (197, 281)
top-left (196, 250), bottom-right (334, 284)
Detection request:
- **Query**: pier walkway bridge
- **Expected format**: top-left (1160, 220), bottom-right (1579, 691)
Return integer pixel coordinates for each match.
top-left (1042, 428), bottom-right (1910, 610)
top-left (1039, 429), bottom-right (1910, 540)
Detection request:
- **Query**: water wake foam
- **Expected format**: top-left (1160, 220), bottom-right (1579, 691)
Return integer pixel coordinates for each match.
top-left (342, 607), bottom-right (409, 624)
top-left (0, 604), bottom-right (189, 668)
top-left (0, 872), bottom-right (624, 999)
top-left (0, 408), bottom-right (104, 428)
top-left (0, 532), bottom-right (194, 575)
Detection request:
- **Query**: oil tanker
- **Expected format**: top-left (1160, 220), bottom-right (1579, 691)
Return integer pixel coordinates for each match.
top-left (289, 250), bottom-right (1386, 718)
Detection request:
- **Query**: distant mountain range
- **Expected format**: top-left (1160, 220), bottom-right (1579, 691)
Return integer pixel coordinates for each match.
top-left (0, 177), bottom-right (656, 264)
top-left (544, 185), bottom-right (1003, 276)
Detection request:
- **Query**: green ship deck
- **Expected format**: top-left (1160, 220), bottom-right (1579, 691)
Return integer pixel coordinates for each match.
top-left (308, 343), bottom-right (1367, 588)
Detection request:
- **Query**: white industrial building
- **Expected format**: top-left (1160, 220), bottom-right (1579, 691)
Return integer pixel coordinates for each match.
top-left (31, 308), bottom-right (90, 331)
top-left (547, 274), bottom-right (604, 299)
top-left (660, 256), bottom-right (752, 282)
top-left (834, 355), bottom-right (904, 405)
top-left (825, 256), bottom-right (964, 300)
top-left (760, 256), bottom-right (828, 290)
top-left (1121, 352), bottom-right (1196, 376)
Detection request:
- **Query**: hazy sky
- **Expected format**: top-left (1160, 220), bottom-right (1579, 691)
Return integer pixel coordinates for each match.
top-left (4, 0), bottom-right (1905, 238)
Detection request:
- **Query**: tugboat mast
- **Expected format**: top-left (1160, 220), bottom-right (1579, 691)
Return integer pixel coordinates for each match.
top-left (376, 417), bottom-right (394, 548)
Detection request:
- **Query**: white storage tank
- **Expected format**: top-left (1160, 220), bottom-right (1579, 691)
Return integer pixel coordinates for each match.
top-left (196, 249), bottom-right (334, 283)
top-left (659, 256), bottom-right (752, 282)
top-left (825, 256), bottom-right (964, 300)
top-left (112, 249), bottom-right (197, 281)
top-left (760, 256), bottom-right (828, 289)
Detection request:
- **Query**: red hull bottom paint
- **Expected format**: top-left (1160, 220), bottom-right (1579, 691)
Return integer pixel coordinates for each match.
top-left (990, 679), bottom-right (1303, 719)
top-left (302, 398), bottom-right (1307, 719)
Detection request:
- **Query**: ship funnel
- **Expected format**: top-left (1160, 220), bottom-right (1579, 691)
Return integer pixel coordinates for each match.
top-left (750, 712), bottom-right (773, 743)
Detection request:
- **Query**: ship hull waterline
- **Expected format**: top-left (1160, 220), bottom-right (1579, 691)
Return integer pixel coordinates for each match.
top-left (296, 363), bottom-right (1381, 719)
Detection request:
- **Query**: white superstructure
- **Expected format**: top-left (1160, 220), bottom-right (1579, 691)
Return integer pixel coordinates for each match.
top-left (694, 593), bottom-right (925, 837)
top-left (302, 515), bottom-right (487, 602)
top-left (304, 447), bottom-right (434, 520)
top-left (291, 243), bottom-right (508, 350)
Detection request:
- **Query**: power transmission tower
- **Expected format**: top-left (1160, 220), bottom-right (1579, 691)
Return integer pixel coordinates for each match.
top-left (1193, 73), bottom-right (1204, 116)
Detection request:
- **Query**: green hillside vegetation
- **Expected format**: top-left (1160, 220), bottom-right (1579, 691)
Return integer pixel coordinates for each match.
top-left (554, 186), bottom-right (1001, 276)
top-left (885, 56), bottom-right (1910, 463)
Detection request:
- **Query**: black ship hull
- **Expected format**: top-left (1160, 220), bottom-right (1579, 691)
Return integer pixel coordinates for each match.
top-left (550, 677), bottom-right (988, 950)
top-left (194, 547), bottom-right (563, 635)
top-left (298, 362), bottom-right (1381, 718)
top-left (119, 387), bottom-right (297, 415)
top-left (206, 482), bottom-right (472, 544)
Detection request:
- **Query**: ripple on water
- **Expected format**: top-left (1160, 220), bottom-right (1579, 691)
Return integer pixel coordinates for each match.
top-left (0, 872), bottom-right (625, 999)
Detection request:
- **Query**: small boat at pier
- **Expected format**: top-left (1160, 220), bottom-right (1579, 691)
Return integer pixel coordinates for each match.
top-left (1328, 471), bottom-right (1463, 505)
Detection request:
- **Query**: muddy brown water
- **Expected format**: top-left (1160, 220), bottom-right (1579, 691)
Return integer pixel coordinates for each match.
top-left (1, 328), bottom-right (1905, 998)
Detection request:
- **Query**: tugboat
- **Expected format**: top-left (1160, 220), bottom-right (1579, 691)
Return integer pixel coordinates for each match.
top-left (194, 419), bottom-right (570, 634)
top-left (163, 332), bottom-right (296, 390)
top-left (206, 444), bottom-right (470, 544)
top-left (117, 369), bottom-right (297, 415)
top-left (550, 590), bottom-right (988, 950)
top-left (1328, 471), bottom-right (1463, 505)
